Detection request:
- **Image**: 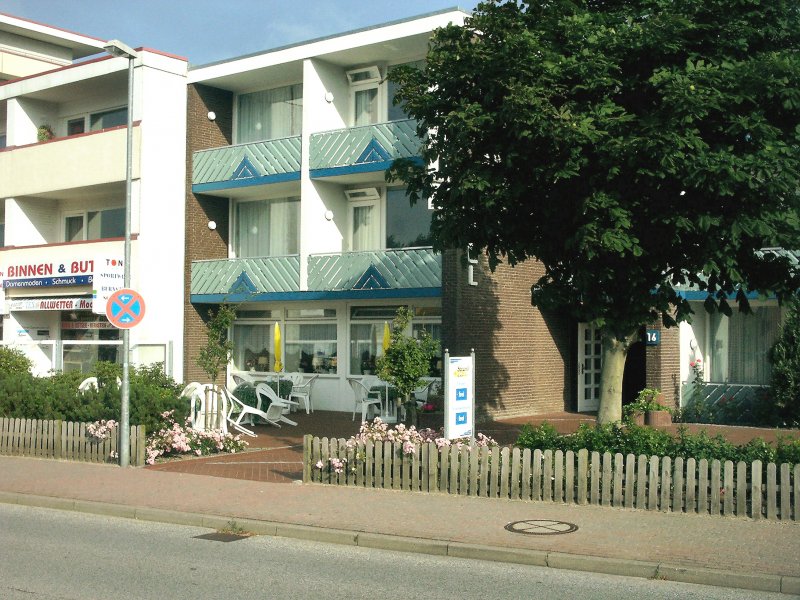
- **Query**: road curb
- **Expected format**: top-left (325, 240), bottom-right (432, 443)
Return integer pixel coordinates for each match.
top-left (0, 491), bottom-right (792, 595)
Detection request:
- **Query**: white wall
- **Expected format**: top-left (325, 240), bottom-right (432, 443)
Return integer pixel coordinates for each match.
top-left (6, 197), bottom-right (58, 244)
top-left (133, 52), bottom-right (188, 381)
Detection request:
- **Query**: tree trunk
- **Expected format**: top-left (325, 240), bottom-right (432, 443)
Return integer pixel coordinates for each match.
top-left (597, 333), bottom-right (635, 424)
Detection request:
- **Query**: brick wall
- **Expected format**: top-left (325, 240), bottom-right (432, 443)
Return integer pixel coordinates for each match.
top-left (184, 84), bottom-right (233, 383)
top-left (441, 249), bottom-right (575, 421)
top-left (645, 321), bottom-right (681, 409)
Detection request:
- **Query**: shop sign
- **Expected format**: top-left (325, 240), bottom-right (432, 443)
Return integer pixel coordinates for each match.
top-left (444, 352), bottom-right (475, 440)
top-left (3, 274), bottom-right (93, 289)
top-left (2, 259), bottom-right (95, 289)
top-left (61, 320), bottom-right (116, 330)
top-left (93, 257), bottom-right (125, 314)
top-left (6, 297), bottom-right (93, 311)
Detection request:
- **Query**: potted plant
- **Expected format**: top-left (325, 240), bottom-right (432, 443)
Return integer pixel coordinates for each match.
top-left (623, 388), bottom-right (672, 427)
top-left (37, 124), bottom-right (55, 142)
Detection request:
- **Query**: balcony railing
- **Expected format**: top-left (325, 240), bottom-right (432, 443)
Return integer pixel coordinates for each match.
top-left (307, 247), bottom-right (441, 292)
top-left (309, 119), bottom-right (421, 177)
top-left (190, 256), bottom-right (301, 298)
top-left (192, 136), bottom-right (301, 193)
top-left (190, 248), bottom-right (441, 302)
top-left (0, 125), bottom-right (141, 198)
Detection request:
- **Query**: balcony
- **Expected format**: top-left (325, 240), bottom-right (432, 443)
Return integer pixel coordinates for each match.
top-left (309, 119), bottom-right (422, 180)
top-left (190, 256), bottom-right (301, 301)
top-left (0, 125), bottom-right (141, 198)
top-left (190, 248), bottom-right (441, 303)
top-left (192, 136), bottom-right (302, 195)
top-left (308, 247), bottom-right (441, 295)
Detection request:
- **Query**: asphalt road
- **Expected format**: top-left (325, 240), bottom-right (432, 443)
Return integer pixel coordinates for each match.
top-left (0, 504), bottom-right (789, 600)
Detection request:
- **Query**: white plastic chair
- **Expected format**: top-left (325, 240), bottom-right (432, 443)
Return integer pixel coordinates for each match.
top-left (349, 378), bottom-right (382, 422)
top-left (78, 377), bottom-right (98, 392)
top-left (79, 375), bottom-right (122, 392)
top-left (186, 384), bottom-right (228, 433)
top-left (286, 373), bottom-right (318, 414)
top-left (255, 383), bottom-right (299, 426)
top-left (224, 387), bottom-right (289, 436)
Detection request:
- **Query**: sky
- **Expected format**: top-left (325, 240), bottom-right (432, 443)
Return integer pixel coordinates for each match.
top-left (3, 0), bottom-right (479, 66)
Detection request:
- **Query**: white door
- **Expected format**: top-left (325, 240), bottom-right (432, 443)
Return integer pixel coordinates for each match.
top-left (577, 324), bottom-right (602, 412)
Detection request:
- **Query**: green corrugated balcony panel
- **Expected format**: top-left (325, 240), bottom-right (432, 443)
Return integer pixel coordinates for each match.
top-left (191, 256), bottom-right (300, 303)
top-left (192, 136), bottom-right (302, 194)
top-left (309, 119), bottom-right (423, 178)
top-left (307, 248), bottom-right (441, 297)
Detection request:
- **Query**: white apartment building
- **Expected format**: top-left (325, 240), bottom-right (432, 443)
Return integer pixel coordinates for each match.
top-left (185, 10), bottom-right (469, 411)
top-left (0, 13), bottom-right (187, 378)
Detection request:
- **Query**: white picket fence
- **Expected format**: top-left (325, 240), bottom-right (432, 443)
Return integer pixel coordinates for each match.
top-left (303, 436), bottom-right (799, 520)
top-left (0, 417), bottom-right (146, 466)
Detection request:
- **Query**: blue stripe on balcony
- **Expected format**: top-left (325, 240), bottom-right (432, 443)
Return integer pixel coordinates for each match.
top-left (310, 160), bottom-right (396, 179)
top-left (192, 171), bottom-right (300, 193)
top-left (191, 287), bottom-right (441, 304)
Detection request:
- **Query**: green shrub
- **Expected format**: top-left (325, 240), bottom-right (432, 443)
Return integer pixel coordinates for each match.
top-left (770, 299), bottom-right (800, 428)
top-left (0, 362), bottom-right (186, 433)
top-left (515, 422), bottom-right (798, 465)
top-left (0, 346), bottom-right (33, 376)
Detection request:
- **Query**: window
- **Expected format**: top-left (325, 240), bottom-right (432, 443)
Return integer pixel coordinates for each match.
top-left (61, 313), bottom-right (121, 373)
top-left (0, 133), bottom-right (6, 149)
top-left (348, 66), bottom-right (382, 127)
top-left (708, 306), bottom-right (781, 385)
top-left (346, 188), bottom-right (381, 252)
top-left (90, 107), bottom-right (127, 131)
top-left (237, 84), bottom-right (302, 143)
top-left (412, 306), bottom-right (443, 377)
top-left (387, 61), bottom-right (424, 122)
top-left (67, 118), bottom-right (85, 136)
top-left (285, 314), bottom-right (338, 374)
top-left (386, 187), bottom-right (432, 248)
top-left (64, 208), bottom-right (125, 242)
top-left (232, 322), bottom-right (273, 372)
top-left (0, 222), bottom-right (4, 247)
top-left (234, 197), bottom-right (299, 257)
top-left (349, 306), bottom-right (402, 376)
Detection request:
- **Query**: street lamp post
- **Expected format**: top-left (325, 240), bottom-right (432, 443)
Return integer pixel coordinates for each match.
top-left (103, 40), bottom-right (138, 467)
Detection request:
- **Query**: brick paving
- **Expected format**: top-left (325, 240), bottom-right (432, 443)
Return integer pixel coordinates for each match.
top-left (147, 410), bottom-right (800, 484)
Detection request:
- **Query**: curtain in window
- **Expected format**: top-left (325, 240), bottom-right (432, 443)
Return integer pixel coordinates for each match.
top-left (354, 88), bottom-right (378, 126)
top-left (232, 324), bottom-right (272, 372)
top-left (710, 307), bottom-right (781, 384)
top-left (237, 84), bottom-right (302, 143)
top-left (285, 323), bottom-right (337, 373)
top-left (236, 198), bottom-right (299, 257)
top-left (352, 204), bottom-right (377, 251)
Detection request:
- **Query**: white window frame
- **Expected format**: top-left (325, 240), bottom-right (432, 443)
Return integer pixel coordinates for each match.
top-left (62, 207), bottom-right (125, 242)
top-left (348, 66), bottom-right (385, 127)
top-left (347, 188), bottom-right (384, 252)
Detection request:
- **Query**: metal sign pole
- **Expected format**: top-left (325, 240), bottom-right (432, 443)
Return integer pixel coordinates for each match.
top-left (443, 348), bottom-right (450, 437)
top-left (470, 348), bottom-right (475, 445)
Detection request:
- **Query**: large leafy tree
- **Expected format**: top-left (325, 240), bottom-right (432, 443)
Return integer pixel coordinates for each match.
top-left (389, 0), bottom-right (800, 423)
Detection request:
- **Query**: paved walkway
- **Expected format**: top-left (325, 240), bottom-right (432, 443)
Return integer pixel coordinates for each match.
top-left (1, 454), bottom-right (798, 595)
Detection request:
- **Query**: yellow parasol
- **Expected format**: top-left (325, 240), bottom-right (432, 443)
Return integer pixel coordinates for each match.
top-left (273, 322), bottom-right (283, 372)
top-left (382, 321), bottom-right (391, 352)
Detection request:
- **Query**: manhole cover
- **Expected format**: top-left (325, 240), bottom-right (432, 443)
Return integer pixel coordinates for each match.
top-left (505, 519), bottom-right (578, 535)
top-left (194, 532), bottom-right (250, 542)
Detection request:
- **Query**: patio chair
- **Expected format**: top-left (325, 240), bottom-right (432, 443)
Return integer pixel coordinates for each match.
top-left (185, 384), bottom-right (228, 433)
top-left (254, 383), bottom-right (299, 426)
top-left (286, 373), bottom-right (318, 414)
top-left (223, 387), bottom-right (290, 437)
top-left (349, 378), bottom-right (382, 422)
top-left (78, 377), bottom-right (98, 392)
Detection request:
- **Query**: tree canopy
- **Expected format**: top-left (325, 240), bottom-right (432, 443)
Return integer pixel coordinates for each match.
top-left (389, 0), bottom-right (800, 421)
